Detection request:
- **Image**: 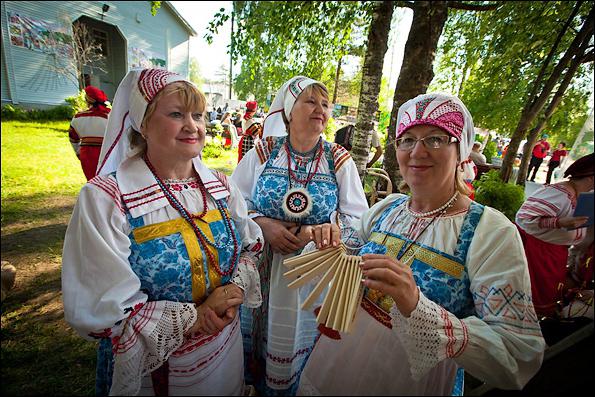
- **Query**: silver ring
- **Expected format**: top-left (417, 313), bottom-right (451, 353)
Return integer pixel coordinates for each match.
top-left (224, 287), bottom-right (228, 296)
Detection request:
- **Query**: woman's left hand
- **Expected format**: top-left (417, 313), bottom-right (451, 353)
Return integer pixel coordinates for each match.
top-left (360, 253), bottom-right (419, 317)
top-left (310, 223), bottom-right (341, 249)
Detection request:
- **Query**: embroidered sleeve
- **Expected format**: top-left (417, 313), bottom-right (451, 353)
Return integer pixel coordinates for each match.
top-left (516, 185), bottom-right (583, 245)
top-left (455, 209), bottom-right (545, 389)
top-left (109, 301), bottom-right (197, 395)
top-left (390, 291), bottom-right (468, 380)
top-left (254, 136), bottom-right (276, 164)
top-left (62, 178), bottom-right (146, 342)
top-left (390, 208), bottom-right (546, 389)
top-left (231, 147), bottom-right (267, 218)
top-left (227, 178), bottom-right (263, 308)
top-left (330, 142), bottom-right (351, 173)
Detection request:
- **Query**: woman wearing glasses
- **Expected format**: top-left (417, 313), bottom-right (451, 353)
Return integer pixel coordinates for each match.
top-left (297, 93), bottom-right (545, 395)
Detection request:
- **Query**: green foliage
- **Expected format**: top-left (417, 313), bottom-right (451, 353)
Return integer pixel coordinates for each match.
top-left (482, 139), bottom-right (497, 163)
top-left (202, 141), bottom-right (224, 159)
top-left (431, 2), bottom-right (592, 144)
top-left (323, 117), bottom-right (337, 142)
top-left (472, 170), bottom-right (525, 220)
top-left (150, 1), bottom-right (162, 16)
top-left (1, 104), bottom-right (74, 121)
top-left (206, 1), bottom-right (373, 103)
top-left (65, 90), bottom-right (88, 115)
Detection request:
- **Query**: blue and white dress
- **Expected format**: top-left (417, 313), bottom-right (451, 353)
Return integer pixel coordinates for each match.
top-left (231, 136), bottom-right (368, 395)
top-left (62, 156), bottom-right (263, 395)
top-left (298, 194), bottom-right (546, 396)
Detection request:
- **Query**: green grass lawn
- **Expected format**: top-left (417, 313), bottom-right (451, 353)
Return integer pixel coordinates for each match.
top-left (1, 120), bottom-right (239, 395)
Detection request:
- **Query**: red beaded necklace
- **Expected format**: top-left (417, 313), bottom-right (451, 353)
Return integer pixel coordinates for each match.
top-left (143, 155), bottom-right (238, 276)
top-left (285, 139), bottom-right (323, 186)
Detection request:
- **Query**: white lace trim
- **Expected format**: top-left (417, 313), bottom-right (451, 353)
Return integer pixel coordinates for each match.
top-left (109, 301), bottom-right (197, 395)
top-left (390, 290), bottom-right (468, 381)
top-left (231, 255), bottom-right (262, 308)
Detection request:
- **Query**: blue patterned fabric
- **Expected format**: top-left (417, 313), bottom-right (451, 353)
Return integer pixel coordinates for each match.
top-left (242, 137), bottom-right (340, 396)
top-left (359, 199), bottom-right (484, 395)
top-left (95, 338), bottom-right (114, 396)
top-left (127, 211), bottom-right (238, 301)
top-left (452, 367), bottom-right (465, 396)
top-left (254, 137), bottom-right (339, 225)
top-left (360, 199), bottom-right (484, 318)
top-left (95, 171), bottom-right (241, 394)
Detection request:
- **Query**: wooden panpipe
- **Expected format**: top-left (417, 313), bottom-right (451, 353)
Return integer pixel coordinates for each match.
top-left (283, 244), bottom-right (364, 333)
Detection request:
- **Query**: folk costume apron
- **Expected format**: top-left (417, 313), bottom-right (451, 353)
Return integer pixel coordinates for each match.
top-left (241, 137), bottom-right (339, 395)
top-left (96, 172), bottom-right (242, 395)
top-left (358, 196), bottom-right (484, 395)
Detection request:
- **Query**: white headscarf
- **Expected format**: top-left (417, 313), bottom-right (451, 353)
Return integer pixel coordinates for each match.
top-left (96, 68), bottom-right (186, 176)
top-left (396, 92), bottom-right (476, 181)
top-left (262, 75), bottom-right (323, 138)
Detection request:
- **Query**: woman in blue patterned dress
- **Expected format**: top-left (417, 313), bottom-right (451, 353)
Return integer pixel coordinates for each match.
top-left (62, 69), bottom-right (263, 395)
top-left (297, 93), bottom-right (546, 395)
top-left (231, 76), bottom-right (368, 395)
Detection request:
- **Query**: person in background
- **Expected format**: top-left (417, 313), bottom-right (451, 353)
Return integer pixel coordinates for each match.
top-left (545, 142), bottom-right (567, 184)
top-left (527, 134), bottom-right (551, 182)
top-left (62, 69), bottom-right (263, 395)
top-left (516, 153), bottom-right (593, 323)
top-left (333, 124), bottom-right (383, 168)
top-left (367, 123), bottom-right (384, 168)
top-left (298, 92), bottom-right (545, 395)
top-left (237, 101), bottom-right (263, 163)
top-left (232, 76), bottom-right (368, 395)
top-left (68, 85), bottom-right (111, 180)
top-left (469, 141), bottom-right (487, 166)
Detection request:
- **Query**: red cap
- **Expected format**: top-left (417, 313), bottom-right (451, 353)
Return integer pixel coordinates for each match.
top-left (84, 85), bottom-right (108, 103)
top-left (246, 101), bottom-right (258, 111)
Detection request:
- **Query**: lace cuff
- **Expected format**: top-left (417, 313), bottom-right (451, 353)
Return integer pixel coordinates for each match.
top-left (231, 255), bottom-right (262, 308)
top-left (390, 290), bottom-right (469, 380)
top-left (109, 301), bottom-right (197, 395)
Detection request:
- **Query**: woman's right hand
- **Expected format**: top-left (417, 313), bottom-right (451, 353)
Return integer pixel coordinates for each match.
top-left (558, 216), bottom-right (589, 229)
top-left (186, 285), bottom-right (244, 336)
top-left (255, 217), bottom-right (301, 254)
top-left (186, 304), bottom-right (231, 336)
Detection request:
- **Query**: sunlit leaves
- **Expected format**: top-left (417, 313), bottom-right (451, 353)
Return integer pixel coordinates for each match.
top-left (431, 1), bottom-right (592, 143)
top-left (205, 1), bottom-right (372, 102)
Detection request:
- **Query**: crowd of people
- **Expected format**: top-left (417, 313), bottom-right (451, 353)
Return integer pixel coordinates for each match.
top-left (60, 68), bottom-right (592, 396)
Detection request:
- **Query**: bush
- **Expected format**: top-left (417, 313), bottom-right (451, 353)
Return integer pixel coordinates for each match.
top-left (202, 141), bottom-right (223, 159)
top-left (483, 140), bottom-right (497, 163)
top-left (65, 90), bottom-right (88, 115)
top-left (473, 170), bottom-right (524, 221)
top-left (1, 104), bottom-right (75, 121)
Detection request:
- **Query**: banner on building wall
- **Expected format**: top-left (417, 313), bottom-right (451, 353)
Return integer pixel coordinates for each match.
top-left (128, 47), bottom-right (166, 70)
top-left (8, 12), bottom-right (73, 58)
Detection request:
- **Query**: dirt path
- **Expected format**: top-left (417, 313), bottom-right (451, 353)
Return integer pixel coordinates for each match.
top-left (1, 195), bottom-right (96, 395)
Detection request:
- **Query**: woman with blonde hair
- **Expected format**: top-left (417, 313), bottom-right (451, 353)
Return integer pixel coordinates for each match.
top-left (232, 76), bottom-right (368, 395)
top-left (62, 69), bottom-right (263, 395)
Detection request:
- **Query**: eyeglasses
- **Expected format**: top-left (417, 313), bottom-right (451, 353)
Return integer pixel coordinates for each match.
top-left (396, 135), bottom-right (458, 151)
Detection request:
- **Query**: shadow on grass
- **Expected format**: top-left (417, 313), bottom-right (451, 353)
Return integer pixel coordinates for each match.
top-left (1, 193), bottom-right (76, 229)
top-left (1, 223), bottom-right (68, 257)
top-left (1, 267), bottom-right (96, 396)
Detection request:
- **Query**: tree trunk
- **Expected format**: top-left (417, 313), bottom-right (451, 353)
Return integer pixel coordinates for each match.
top-left (351, 1), bottom-right (394, 178)
top-left (383, 1), bottom-right (448, 189)
top-left (332, 55), bottom-right (342, 104)
top-left (516, 28), bottom-right (593, 185)
top-left (500, 5), bottom-right (594, 182)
